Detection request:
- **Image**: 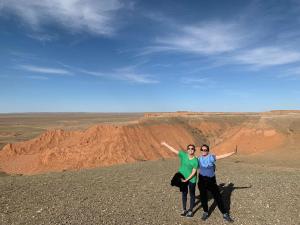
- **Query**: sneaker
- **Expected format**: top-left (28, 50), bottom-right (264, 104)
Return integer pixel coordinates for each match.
top-left (223, 213), bottom-right (234, 223)
top-left (186, 210), bottom-right (193, 217)
top-left (201, 212), bottom-right (209, 221)
top-left (180, 210), bottom-right (188, 216)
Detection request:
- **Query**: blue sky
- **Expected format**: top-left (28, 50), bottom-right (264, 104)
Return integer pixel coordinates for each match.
top-left (0, 0), bottom-right (300, 112)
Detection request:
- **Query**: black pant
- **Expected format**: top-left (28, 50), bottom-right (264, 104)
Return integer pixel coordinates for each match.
top-left (182, 181), bottom-right (196, 211)
top-left (198, 175), bottom-right (226, 214)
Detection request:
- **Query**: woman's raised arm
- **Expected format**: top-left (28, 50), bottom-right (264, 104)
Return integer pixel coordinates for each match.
top-left (161, 141), bottom-right (179, 155)
top-left (216, 151), bottom-right (236, 160)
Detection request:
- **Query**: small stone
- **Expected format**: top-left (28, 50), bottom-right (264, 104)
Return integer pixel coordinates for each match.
top-left (36, 208), bottom-right (43, 213)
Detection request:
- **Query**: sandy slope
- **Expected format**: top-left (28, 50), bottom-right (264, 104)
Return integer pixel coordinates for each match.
top-left (0, 122), bottom-right (200, 174)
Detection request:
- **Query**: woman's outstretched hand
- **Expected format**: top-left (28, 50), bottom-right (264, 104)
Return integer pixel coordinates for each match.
top-left (160, 141), bottom-right (179, 155)
top-left (216, 151), bottom-right (236, 160)
top-left (161, 141), bottom-right (167, 146)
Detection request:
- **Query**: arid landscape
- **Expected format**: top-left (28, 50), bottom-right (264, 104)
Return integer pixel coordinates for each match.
top-left (2, 1), bottom-right (300, 224)
top-left (0, 111), bottom-right (299, 174)
top-left (0, 111), bottom-right (300, 225)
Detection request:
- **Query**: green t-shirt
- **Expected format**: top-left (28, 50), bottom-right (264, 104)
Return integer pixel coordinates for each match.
top-left (178, 150), bottom-right (199, 183)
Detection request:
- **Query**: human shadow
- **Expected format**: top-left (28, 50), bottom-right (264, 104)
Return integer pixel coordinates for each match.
top-left (193, 182), bottom-right (252, 215)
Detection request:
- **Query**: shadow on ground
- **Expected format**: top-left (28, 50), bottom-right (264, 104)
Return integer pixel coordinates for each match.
top-left (193, 182), bottom-right (252, 215)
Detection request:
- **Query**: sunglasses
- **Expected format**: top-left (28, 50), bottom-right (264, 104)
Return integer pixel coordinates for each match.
top-left (201, 149), bottom-right (209, 152)
top-left (187, 147), bottom-right (195, 150)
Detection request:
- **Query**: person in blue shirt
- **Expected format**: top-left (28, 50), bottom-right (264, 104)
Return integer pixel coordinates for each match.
top-left (198, 144), bottom-right (236, 222)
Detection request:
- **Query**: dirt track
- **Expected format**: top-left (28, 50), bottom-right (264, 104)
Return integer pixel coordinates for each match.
top-left (1, 156), bottom-right (299, 225)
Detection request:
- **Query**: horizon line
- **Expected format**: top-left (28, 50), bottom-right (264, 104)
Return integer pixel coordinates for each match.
top-left (0, 109), bottom-right (299, 114)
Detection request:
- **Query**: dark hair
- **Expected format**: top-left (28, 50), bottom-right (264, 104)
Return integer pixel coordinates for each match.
top-left (201, 144), bottom-right (210, 151)
top-left (187, 144), bottom-right (196, 150)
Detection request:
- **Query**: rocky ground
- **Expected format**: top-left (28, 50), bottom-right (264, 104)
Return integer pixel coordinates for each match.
top-left (1, 155), bottom-right (299, 225)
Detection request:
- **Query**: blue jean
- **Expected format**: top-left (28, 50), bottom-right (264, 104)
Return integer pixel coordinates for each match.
top-left (181, 181), bottom-right (196, 211)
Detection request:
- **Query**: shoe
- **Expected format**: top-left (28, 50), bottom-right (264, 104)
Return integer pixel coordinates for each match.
top-left (223, 213), bottom-right (234, 223)
top-left (201, 212), bottom-right (209, 221)
top-left (186, 210), bottom-right (193, 217)
top-left (180, 210), bottom-right (188, 216)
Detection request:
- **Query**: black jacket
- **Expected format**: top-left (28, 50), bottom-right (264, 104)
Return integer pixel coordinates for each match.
top-left (171, 172), bottom-right (188, 192)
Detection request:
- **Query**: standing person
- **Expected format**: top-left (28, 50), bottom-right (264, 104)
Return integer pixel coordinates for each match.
top-left (198, 144), bottom-right (235, 222)
top-left (161, 141), bottom-right (198, 217)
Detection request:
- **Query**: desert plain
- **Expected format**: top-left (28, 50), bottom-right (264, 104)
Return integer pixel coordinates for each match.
top-left (0, 111), bottom-right (299, 225)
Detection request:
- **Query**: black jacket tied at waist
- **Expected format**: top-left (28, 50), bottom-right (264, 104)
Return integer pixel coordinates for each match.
top-left (171, 172), bottom-right (188, 192)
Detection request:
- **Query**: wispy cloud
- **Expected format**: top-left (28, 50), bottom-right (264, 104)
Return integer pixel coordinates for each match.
top-left (77, 69), bottom-right (106, 77)
top-left (1, 0), bottom-right (125, 36)
top-left (61, 63), bottom-right (159, 84)
top-left (142, 22), bottom-right (247, 55)
top-left (19, 64), bottom-right (72, 75)
top-left (232, 47), bottom-right (300, 67)
top-left (114, 67), bottom-right (159, 84)
top-left (140, 8), bottom-right (300, 75)
top-left (144, 20), bottom-right (300, 72)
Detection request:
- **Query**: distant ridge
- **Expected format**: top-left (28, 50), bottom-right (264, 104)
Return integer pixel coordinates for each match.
top-left (2, 110), bottom-right (298, 175)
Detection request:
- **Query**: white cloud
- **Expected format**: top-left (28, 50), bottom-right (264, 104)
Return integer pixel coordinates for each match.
top-left (145, 22), bottom-right (246, 55)
top-left (15, 62), bottom-right (158, 84)
top-left (111, 67), bottom-right (159, 84)
top-left (78, 69), bottom-right (106, 77)
top-left (79, 66), bottom-right (159, 84)
top-left (140, 15), bottom-right (300, 73)
top-left (118, 71), bottom-right (159, 84)
top-left (1, 0), bottom-right (124, 35)
top-left (55, 63), bottom-right (159, 84)
top-left (233, 47), bottom-right (300, 67)
top-left (19, 64), bottom-right (72, 75)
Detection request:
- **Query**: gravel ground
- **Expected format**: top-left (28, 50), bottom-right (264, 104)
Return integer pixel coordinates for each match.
top-left (1, 156), bottom-right (299, 225)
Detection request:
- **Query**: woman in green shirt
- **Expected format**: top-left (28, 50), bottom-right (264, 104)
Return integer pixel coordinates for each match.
top-left (161, 141), bottom-right (199, 217)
